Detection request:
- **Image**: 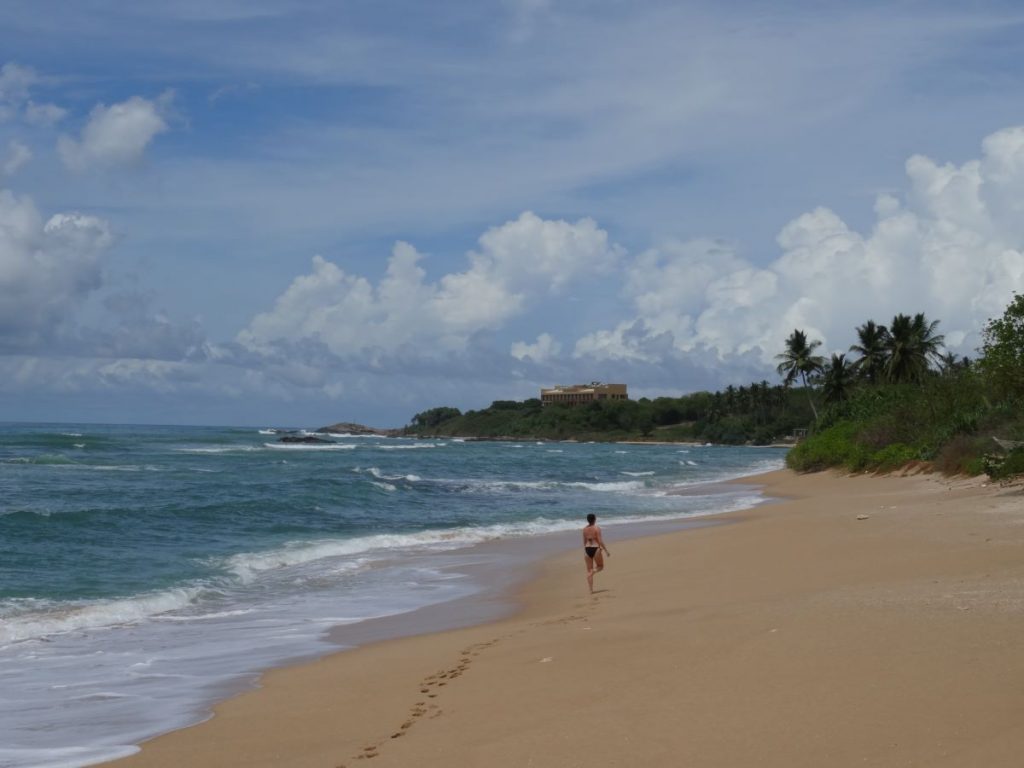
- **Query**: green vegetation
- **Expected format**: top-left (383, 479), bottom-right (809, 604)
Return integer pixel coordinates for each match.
top-left (978, 294), bottom-right (1024, 401)
top-left (984, 448), bottom-right (1024, 481)
top-left (775, 329), bottom-right (825, 420)
top-left (786, 299), bottom-right (1024, 480)
top-left (408, 296), bottom-right (1024, 481)
top-left (408, 383), bottom-right (815, 445)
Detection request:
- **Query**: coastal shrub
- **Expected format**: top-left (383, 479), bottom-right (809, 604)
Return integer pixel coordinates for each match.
top-left (1003, 449), bottom-right (1024, 478)
top-left (786, 421), bottom-right (871, 472)
top-left (934, 435), bottom-right (989, 476)
top-left (652, 424), bottom-right (699, 442)
top-left (978, 401), bottom-right (1024, 441)
top-left (986, 448), bottom-right (1024, 481)
top-left (870, 443), bottom-right (917, 471)
top-left (702, 415), bottom-right (750, 445)
top-left (857, 416), bottom-right (916, 452)
top-left (407, 379), bottom-right (813, 444)
top-left (979, 293), bottom-right (1024, 401)
top-left (411, 406), bottom-right (462, 429)
top-left (489, 400), bottom-right (522, 410)
top-left (962, 456), bottom-right (986, 476)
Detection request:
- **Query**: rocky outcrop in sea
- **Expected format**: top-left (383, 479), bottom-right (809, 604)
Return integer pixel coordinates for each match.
top-left (315, 422), bottom-right (400, 437)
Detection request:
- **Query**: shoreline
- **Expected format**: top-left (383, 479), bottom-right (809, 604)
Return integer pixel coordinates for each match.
top-left (94, 479), bottom-right (765, 766)
top-left (1, 431), bottom-right (785, 768)
top-left (108, 469), bottom-right (1024, 767)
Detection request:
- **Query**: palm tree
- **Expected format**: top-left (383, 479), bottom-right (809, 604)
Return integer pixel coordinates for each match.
top-left (911, 312), bottom-right (945, 367)
top-left (849, 320), bottom-right (889, 384)
top-left (822, 353), bottom-right (855, 404)
top-left (884, 313), bottom-right (945, 383)
top-left (776, 329), bottom-right (825, 420)
top-left (937, 352), bottom-right (960, 376)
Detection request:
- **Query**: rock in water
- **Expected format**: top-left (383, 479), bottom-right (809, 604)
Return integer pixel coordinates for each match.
top-left (315, 422), bottom-right (399, 437)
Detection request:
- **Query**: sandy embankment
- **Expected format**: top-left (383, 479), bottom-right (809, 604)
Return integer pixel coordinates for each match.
top-left (109, 470), bottom-right (1024, 768)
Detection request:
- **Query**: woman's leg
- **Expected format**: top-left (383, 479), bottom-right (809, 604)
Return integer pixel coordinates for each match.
top-left (584, 554), bottom-right (595, 593)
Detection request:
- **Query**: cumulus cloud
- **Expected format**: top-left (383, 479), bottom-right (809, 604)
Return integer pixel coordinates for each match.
top-left (237, 126), bottom-right (1024, 400)
top-left (0, 62), bottom-right (65, 125)
top-left (2, 141), bottom-right (31, 176)
top-left (9, 120), bottom-right (1024, 421)
top-left (94, 357), bottom-right (201, 390)
top-left (0, 62), bottom-right (37, 119)
top-left (58, 91), bottom-right (173, 171)
top-left (476, 211), bottom-right (622, 291)
top-left (0, 355), bottom-right (204, 396)
top-left (574, 125), bottom-right (1024, 370)
top-left (24, 100), bottom-right (67, 126)
top-left (0, 191), bottom-right (114, 350)
top-left (239, 211), bottom-right (622, 360)
top-left (510, 332), bottom-right (561, 362)
top-left (92, 290), bottom-right (209, 362)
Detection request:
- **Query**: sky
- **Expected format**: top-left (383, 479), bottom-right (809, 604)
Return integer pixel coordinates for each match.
top-left (2, 0), bottom-right (1024, 427)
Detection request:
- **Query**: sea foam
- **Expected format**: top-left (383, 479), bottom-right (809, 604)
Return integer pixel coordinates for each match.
top-left (0, 587), bottom-right (206, 646)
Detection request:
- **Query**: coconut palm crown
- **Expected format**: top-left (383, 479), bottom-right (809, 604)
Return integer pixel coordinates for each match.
top-left (884, 313), bottom-right (945, 383)
top-left (822, 353), bottom-right (855, 404)
top-left (776, 329), bottom-right (825, 419)
top-left (849, 320), bottom-right (890, 384)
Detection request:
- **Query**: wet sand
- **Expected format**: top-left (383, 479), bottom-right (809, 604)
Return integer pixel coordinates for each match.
top-left (107, 469), bottom-right (1024, 767)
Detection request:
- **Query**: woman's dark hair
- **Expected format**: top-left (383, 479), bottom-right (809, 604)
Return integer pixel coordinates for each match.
top-left (586, 513), bottom-right (596, 524)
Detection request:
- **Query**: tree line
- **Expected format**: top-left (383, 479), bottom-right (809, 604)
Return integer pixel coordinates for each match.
top-left (408, 381), bottom-right (814, 444)
top-left (407, 295), bottom-right (1024, 473)
top-left (782, 296), bottom-right (1024, 477)
top-left (776, 311), bottom-right (957, 419)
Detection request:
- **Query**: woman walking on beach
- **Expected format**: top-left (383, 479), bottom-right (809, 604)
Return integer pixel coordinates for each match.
top-left (583, 513), bottom-right (610, 593)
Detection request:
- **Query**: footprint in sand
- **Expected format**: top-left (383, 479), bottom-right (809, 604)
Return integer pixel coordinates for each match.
top-left (366, 641), bottom-right (494, 764)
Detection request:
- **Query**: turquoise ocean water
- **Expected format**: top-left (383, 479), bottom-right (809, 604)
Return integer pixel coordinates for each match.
top-left (0, 423), bottom-right (785, 767)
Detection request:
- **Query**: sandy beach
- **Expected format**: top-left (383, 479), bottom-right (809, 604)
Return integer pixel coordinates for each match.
top-left (107, 469), bottom-right (1024, 767)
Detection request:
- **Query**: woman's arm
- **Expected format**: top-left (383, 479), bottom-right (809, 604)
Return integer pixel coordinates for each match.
top-left (597, 527), bottom-right (610, 554)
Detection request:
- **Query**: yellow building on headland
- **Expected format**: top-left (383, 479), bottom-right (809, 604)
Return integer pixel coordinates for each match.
top-left (540, 382), bottom-right (628, 406)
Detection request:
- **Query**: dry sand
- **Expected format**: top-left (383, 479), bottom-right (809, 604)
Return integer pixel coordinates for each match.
top-left (108, 469), bottom-right (1024, 767)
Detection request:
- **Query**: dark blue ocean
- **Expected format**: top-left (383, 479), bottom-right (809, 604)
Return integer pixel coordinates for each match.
top-left (0, 423), bottom-right (785, 767)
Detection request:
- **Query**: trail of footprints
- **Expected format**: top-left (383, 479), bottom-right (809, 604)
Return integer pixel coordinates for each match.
top-left (341, 638), bottom-right (501, 764)
top-left (339, 598), bottom-right (609, 764)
